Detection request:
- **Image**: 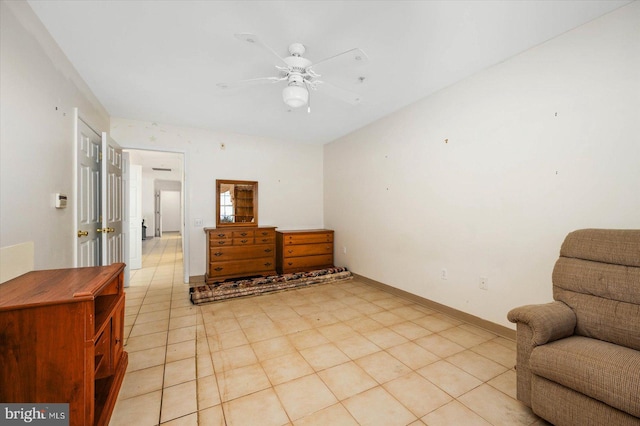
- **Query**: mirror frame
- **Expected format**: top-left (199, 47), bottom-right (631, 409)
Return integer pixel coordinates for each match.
top-left (215, 179), bottom-right (258, 228)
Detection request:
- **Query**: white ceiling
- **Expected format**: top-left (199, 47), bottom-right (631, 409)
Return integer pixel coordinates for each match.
top-left (29, 0), bottom-right (630, 145)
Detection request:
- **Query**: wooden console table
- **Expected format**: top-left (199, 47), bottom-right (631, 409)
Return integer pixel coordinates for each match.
top-left (0, 263), bottom-right (128, 426)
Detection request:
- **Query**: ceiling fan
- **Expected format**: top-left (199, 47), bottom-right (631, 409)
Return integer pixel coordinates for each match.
top-left (217, 33), bottom-right (368, 112)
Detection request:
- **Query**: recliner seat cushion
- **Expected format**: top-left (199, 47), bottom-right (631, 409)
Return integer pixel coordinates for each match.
top-left (530, 336), bottom-right (640, 417)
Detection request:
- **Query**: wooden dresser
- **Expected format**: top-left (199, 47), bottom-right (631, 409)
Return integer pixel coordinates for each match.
top-left (205, 226), bottom-right (277, 283)
top-left (276, 229), bottom-right (335, 274)
top-left (0, 263), bottom-right (128, 426)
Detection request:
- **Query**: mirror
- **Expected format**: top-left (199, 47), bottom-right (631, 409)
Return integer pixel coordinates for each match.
top-left (216, 179), bottom-right (258, 227)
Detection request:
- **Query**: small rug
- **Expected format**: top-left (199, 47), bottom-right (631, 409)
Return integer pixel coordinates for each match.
top-left (190, 267), bottom-right (353, 305)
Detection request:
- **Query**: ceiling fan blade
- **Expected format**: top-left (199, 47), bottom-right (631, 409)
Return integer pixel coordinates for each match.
top-left (308, 48), bottom-right (368, 72)
top-left (234, 33), bottom-right (289, 67)
top-left (217, 76), bottom-right (285, 89)
top-left (315, 80), bottom-right (363, 105)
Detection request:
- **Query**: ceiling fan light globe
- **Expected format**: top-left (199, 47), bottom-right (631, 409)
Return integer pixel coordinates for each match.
top-left (282, 85), bottom-right (308, 108)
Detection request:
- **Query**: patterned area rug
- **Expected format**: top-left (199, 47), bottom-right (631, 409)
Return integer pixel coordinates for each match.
top-left (190, 267), bottom-right (353, 305)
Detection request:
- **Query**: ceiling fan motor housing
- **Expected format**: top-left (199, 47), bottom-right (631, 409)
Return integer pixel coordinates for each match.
top-left (284, 55), bottom-right (312, 74)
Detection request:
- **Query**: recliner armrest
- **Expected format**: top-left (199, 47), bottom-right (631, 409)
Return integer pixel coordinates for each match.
top-left (508, 301), bottom-right (576, 346)
top-left (507, 301), bottom-right (577, 407)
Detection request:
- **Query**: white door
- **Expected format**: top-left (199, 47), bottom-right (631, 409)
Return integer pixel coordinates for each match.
top-left (128, 164), bottom-right (142, 270)
top-left (75, 117), bottom-right (102, 267)
top-left (122, 152), bottom-right (131, 286)
top-left (101, 133), bottom-right (124, 266)
top-left (161, 190), bottom-right (181, 232)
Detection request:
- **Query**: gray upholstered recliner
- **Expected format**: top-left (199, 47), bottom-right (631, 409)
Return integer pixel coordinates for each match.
top-left (508, 229), bottom-right (640, 425)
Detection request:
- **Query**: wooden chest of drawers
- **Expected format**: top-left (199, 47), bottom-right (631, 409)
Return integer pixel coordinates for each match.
top-left (205, 226), bottom-right (276, 283)
top-left (276, 229), bottom-right (334, 274)
top-left (0, 263), bottom-right (128, 426)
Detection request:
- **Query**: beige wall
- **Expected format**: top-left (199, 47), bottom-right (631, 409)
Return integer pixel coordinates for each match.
top-left (0, 0), bottom-right (110, 269)
top-left (324, 2), bottom-right (640, 329)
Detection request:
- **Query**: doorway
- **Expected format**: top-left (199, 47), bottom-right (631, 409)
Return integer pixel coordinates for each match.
top-left (123, 149), bottom-right (187, 283)
top-left (159, 190), bottom-right (182, 235)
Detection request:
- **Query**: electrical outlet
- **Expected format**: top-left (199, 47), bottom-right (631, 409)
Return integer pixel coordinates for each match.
top-left (194, 218), bottom-right (203, 227)
top-left (479, 276), bottom-right (488, 290)
top-left (441, 269), bottom-right (448, 280)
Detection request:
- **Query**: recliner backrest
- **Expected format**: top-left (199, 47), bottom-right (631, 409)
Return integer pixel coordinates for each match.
top-left (552, 229), bottom-right (640, 351)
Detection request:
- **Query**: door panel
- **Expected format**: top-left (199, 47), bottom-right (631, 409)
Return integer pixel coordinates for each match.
top-left (102, 133), bottom-right (123, 266)
top-left (75, 112), bottom-right (128, 277)
top-left (76, 118), bottom-right (102, 267)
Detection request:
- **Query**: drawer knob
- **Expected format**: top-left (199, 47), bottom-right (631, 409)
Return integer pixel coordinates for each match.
top-left (241, 239), bottom-right (248, 243)
top-left (264, 248), bottom-right (272, 253)
top-left (214, 252), bottom-right (223, 257)
top-left (240, 232), bottom-right (247, 236)
top-left (288, 262), bottom-right (293, 266)
top-left (288, 250), bottom-right (293, 254)
top-left (264, 262), bottom-right (272, 266)
top-left (217, 233), bottom-right (225, 237)
top-left (218, 241), bottom-right (225, 245)
top-left (214, 267), bottom-right (223, 271)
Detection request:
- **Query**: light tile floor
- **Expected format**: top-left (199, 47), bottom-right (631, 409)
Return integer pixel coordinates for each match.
top-left (110, 233), bottom-right (549, 426)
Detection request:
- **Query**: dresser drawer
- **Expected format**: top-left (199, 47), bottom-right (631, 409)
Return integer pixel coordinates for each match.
top-left (233, 230), bottom-right (255, 238)
top-left (281, 254), bottom-right (333, 271)
top-left (282, 243), bottom-right (333, 258)
top-left (208, 258), bottom-right (276, 278)
top-left (256, 229), bottom-right (276, 239)
top-left (210, 230), bottom-right (233, 240)
top-left (233, 237), bottom-right (254, 245)
top-left (283, 232), bottom-right (333, 245)
top-left (210, 245), bottom-right (275, 261)
top-left (255, 235), bottom-right (275, 245)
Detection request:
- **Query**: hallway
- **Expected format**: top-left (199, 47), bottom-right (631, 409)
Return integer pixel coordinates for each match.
top-left (112, 233), bottom-right (196, 424)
